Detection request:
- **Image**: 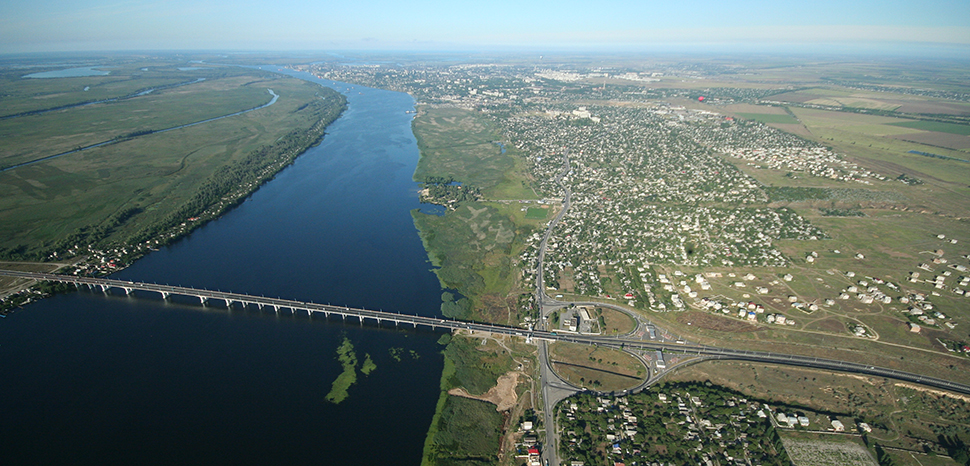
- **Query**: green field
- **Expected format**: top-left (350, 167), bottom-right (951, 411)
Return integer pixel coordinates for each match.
top-left (736, 112), bottom-right (799, 124)
top-left (524, 207), bottom-right (549, 219)
top-left (549, 342), bottom-right (646, 391)
top-left (889, 120), bottom-right (970, 136)
top-left (0, 61), bottom-right (231, 117)
top-left (0, 75), bottom-right (275, 168)
top-left (0, 62), bottom-right (344, 261)
top-left (788, 107), bottom-right (970, 211)
top-left (412, 106), bottom-right (536, 199)
top-left (413, 202), bottom-right (525, 321)
top-left (424, 396), bottom-right (503, 465)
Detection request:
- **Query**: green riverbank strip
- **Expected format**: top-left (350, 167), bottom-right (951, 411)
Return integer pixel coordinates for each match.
top-left (411, 106), bottom-right (532, 465)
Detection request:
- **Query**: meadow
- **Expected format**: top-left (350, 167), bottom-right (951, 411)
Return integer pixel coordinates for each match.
top-left (548, 342), bottom-right (646, 391)
top-left (889, 120), bottom-right (970, 136)
top-left (735, 112), bottom-right (799, 125)
top-left (0, 61), bottom-right (345, 259)
top-left (412, 106), bottom-right (537, 200)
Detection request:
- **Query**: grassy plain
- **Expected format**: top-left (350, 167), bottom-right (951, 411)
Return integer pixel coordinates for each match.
top-left (412, 106), bottom-right (536, 200)
top-left (548, 342), bottom-right (646, 391)
top-left (0, 76), bottom-right (274, 168)
top-left (599, 307), bottom-right (636, 335)
top-left (889, 120), bottom-right (970, 136)
top-left (411, 107), bottom-right (542, 324)
top-left (0, 61), bottom-right (230, 117)
top-left (524, 207), bottom-right (549, 219)
top-left (424, 395), bottom-right (504, 465)
top-left (735, 112), bottom-right (799, 125)
top-left (789, 107), bottom-right (970, 196)
top-left (413, 201), bottom-right (524, 321)
top-left (766, 87), bottom-right (970, 116)
top-left (0, 65), bottom-right (342, 258)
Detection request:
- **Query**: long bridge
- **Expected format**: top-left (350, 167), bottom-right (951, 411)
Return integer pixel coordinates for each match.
top-left (1, 269), bottom-right (484, 332)
top-left (5, 268), bottom-right (970, 396)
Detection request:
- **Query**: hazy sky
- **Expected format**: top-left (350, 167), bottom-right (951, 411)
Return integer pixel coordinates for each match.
top-left (2, 0), bottom-right (968, 54)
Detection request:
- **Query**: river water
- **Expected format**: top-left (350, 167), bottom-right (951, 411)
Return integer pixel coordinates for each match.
top-left (0, 72), bottom-right (445, 465)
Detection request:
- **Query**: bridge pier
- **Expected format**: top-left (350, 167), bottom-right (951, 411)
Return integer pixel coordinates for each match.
top-left (100, 284), bottom-right (109, 293)
top-left (273, 305), bottom-right (279, 313)
top-left (198, 296), bottom-right (208, 305)
top-left (160, 291), bottom-right (170, 300)
top-left (123, 287), bottom-right (133, 295)
top-left (225, 298), bottom-right (233, 308)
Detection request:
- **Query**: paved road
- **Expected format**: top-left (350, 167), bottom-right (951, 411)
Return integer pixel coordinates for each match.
top-left (533, 150), bottom-right (576, 466)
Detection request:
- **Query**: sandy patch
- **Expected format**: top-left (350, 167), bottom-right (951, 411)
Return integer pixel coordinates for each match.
top-left (894, 382), bottom-right (970, 402)
top-left (449, 371), bottom-right (521, 411)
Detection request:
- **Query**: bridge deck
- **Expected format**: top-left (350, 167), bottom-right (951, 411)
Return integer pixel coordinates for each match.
top-left (4, 269), bottom-right (969, 396)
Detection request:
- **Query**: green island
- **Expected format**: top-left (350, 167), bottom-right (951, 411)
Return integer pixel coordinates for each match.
top-left (325, 336), bottom-right (377, 404)
top-left (361, 353), bottom-right (377, 375)
top-left (326, 337), bottom-right (360, 404)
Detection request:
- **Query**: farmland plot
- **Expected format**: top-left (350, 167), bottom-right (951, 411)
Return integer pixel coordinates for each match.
top-left (781, 436), bottom-right (877, 466)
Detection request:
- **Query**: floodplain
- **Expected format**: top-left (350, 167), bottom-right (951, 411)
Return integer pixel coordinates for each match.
top-left (0, 58), bottom-right (345, 268)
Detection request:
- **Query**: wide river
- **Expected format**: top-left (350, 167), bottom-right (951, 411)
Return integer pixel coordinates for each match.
top-left (0, 70), bottom-right (446, 465)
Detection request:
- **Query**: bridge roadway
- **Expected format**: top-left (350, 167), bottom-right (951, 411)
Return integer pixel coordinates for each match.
top-left (6, 268), bottom-right (970, 398)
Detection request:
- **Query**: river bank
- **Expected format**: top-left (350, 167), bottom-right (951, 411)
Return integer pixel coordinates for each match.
top-left (406, 104), bottom-right (544, 465)
top-left (0, 87), bottom-right (345, 314)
